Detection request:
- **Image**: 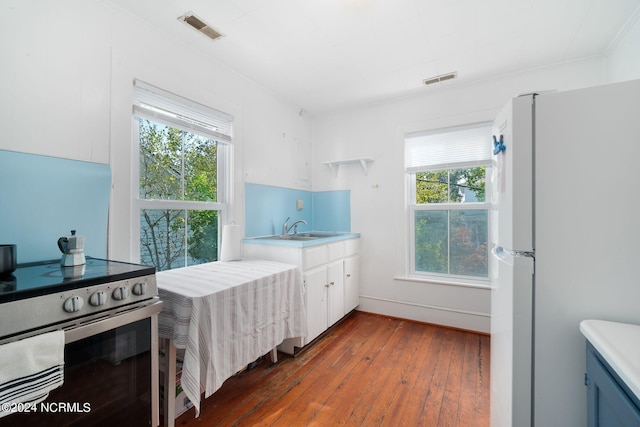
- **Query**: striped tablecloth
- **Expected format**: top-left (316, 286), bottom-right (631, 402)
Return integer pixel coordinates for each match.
top-left (157, 259), bottom-right (307, 415)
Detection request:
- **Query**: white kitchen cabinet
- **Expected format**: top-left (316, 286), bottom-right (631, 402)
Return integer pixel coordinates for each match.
top-left (344, 255), bottom-right (360, 314)
top-left (327, 260), bottom-right (345, 327)
top-left (303, 259), bottom-right (344, 344)
top-left (243, 237), bottom-right (359, 354)
top-left (304, 266), bottom-right (328, 343)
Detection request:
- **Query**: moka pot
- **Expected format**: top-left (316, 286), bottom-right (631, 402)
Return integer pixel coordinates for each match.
top-left (58, 230), bottom-right (86, 267)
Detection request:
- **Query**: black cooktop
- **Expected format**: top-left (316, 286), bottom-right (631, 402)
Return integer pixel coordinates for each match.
top-left (0, 257), bottom-right (155, 304)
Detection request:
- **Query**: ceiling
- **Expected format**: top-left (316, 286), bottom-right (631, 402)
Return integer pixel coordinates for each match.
top-left (104, 0), bottom-right (640, 114)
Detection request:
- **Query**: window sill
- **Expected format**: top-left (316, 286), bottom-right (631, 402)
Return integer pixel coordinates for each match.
top-left (394, 275), bottom-right (492, 290)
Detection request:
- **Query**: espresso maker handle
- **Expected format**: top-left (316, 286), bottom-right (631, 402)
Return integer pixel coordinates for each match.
top-left (57, 237), bottom-right (68, 253)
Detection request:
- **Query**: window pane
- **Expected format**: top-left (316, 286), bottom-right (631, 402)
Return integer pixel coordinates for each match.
top-left (140, 209), bottom-right (218, 271)
top-left (450, 210), bottom-right (488, 277)
top-left (451, 167), bottom-right (486, 203)
top-left (416, 171), bottom-right (448, 203)
top-left (184, 134), bottom-right (217, 202)
top-left (139, 119), bottom-right (183, 200)
top-left (138, 118), bottom-right (218, 202)
top-left (415, 210), bottom-right (448, 274)
top-left (187, 210), bottom-right (219, 264)
top-left (416, 167), bottom-right (486, 204)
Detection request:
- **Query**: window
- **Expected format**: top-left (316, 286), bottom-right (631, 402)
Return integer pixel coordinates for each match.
top-left (406, 123), bottom-right (492, 280)
top-left (132, 81), bottom-right (232, 271)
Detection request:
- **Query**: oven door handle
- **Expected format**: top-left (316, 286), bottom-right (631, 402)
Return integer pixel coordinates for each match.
top-left (65, 300), bottom-right (163, 344)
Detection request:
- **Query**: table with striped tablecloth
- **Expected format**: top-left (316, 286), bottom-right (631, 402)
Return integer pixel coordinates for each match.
top-left (157, 259), bottom-right (306, 424)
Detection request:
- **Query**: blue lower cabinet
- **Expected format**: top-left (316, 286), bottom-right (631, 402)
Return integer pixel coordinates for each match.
top-left (585, 342), bottom-right (640, 427)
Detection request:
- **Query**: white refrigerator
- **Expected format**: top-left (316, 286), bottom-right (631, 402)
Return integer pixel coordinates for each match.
top-left (490, 79), bottom-right (640, 427)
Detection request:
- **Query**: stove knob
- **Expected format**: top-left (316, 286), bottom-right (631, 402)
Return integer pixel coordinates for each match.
top-left (112, 286), bottom-right (130, 301)
top-left (63, 296), bottom-right (84, 313)
top-left (132, 282), bottom-right (148, 296)
top-left (89, 291), bottom-right (107, 306)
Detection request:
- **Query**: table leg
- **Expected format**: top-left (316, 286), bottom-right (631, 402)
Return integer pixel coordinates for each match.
top-left (161, 338), bottom-right (177, 427)
top-left (271, 346), bottom-right (278, 363)
top-left (151, 314), bottom-right (160, 427)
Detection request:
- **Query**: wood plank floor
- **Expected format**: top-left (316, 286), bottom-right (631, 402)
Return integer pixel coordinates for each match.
top-left (174, 311), bottom-right (490, 427)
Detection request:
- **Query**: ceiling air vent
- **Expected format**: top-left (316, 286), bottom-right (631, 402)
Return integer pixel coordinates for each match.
top-left (179, 12), bottom-right (224, 41)
top-left (423, 72), bottom-right (457, 86)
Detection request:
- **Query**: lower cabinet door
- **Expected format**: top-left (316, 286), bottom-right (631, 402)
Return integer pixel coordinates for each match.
top-left (305, 267), bottom-right (328, 343)
top-left (327, 260), bottom-right (344, 327)
top-left (344, 255), bottom-right (360, 313)
top-left (587, 345), bottom-right (640, 427)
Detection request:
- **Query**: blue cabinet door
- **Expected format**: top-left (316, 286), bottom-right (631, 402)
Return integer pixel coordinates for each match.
top-left (586, 343), bottom-right (640, 427)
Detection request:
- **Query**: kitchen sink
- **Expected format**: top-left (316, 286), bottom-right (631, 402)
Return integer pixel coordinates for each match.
top-left (252, 232), bottom-right (345, 241)
top-left (254, 234), bottom-right (320, 241)
top-left (245, 231), bottom-right (359, 247)
top-left (296, 232), bottom-right (342, 238)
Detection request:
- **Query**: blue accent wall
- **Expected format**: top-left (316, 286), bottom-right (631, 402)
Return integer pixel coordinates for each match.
top-left (245, 183), bottom-right (313, 237)
top-left (312, 191), bottom-right (351, 232)
top-left (245, 183), bottom-right (350, 237)
top-left (0, 150), bottom-right (111, 263)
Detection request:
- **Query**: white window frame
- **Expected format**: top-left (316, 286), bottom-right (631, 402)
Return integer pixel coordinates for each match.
top-left (130, 81), bottom-right (232, 266)
top-left (406, 122), bottom-right (492, 284)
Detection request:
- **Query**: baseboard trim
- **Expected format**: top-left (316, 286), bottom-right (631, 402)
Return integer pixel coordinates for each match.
top-left (358, 295), bottom-right (490, 334)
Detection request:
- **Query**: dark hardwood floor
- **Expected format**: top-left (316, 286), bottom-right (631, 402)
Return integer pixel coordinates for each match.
top-left (174, 311), bottom-right (490, 426)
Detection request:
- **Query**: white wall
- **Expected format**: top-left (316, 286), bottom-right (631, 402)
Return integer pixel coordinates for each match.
top-left (605, 7), bottom-right (640, 82)
top-left (311, 58), bottom-right (606, 333)
top-left (0, 0), bottom-right (311, 262)
top-left (0, 1), bottom-right (112, 163)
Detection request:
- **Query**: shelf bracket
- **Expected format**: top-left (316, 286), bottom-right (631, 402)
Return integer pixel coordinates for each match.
top-left (326, 162), bottom-right (339, 177)
top-left (359, 159), bottom-right (369, 175)
top-left (322, 157), bottom-right (373, 177)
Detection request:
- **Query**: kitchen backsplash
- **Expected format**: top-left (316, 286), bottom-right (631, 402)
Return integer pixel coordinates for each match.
top-left (0, 150), bottom-right (110, 263)
top-left (245, 183), bottom-right (350, 237)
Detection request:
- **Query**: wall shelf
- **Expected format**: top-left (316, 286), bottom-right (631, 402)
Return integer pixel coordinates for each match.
top-left (322, 157), bottom-right (374, 177)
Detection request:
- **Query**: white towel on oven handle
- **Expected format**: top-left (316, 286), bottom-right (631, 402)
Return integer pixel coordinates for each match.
top-left (0, 330), bottom-right (65, 418)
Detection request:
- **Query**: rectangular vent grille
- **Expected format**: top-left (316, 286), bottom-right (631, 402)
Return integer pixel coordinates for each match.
top-left (423, 72), bottom-right (457, 86)
top-left (179, 12), bottom-right (223, 41)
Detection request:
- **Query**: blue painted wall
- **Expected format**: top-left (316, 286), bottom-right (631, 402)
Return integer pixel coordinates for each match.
top-left (312, 190), bottom-right (351, 232)
top-left (0, 150), bottom-right (111, 264)
top-left (245, 183), bottom-right (350, 237)
top-left (245, 183), bottom-right (313, 237)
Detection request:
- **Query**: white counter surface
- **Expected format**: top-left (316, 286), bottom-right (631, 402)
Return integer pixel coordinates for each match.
top-left (580, 319), bottom-right (640, 400)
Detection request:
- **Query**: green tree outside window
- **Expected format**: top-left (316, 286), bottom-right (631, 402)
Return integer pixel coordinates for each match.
top-left (139, 119), bottom-right (219, 271)
top-left (414, 167), bottom-right (488, 278)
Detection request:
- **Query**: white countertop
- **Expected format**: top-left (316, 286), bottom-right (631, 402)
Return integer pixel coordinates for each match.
top-left (580, 319), bottom-right (640, 400)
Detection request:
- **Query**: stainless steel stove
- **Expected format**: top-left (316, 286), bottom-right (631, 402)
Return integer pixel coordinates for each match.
top-left (0, 257), bottom-right (160, 341)
top-left (0, 257), bottom-right (162, 427)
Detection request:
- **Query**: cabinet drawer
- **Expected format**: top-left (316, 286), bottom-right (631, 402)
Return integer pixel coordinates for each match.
top-left (296, 239), bottom-right (358, 271)
top-left (303, 245), bottom-right (329, 270)
top-left (328, 242), bottom-right (344, 262)
top-left (343, 238), bottom-right (359, 257)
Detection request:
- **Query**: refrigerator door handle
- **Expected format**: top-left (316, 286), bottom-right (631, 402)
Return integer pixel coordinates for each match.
top-left (493, 245), bottom-right (534, 259)
top-left (492, 245), bottom-right (506, 261)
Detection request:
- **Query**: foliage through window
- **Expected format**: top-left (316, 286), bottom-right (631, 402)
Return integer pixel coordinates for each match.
top-left (413, 168), bottom-right (488, 277)
top-left (406, 123), bottom-right (492, 280)
top-left (133, 81), bottom-right (231, 271)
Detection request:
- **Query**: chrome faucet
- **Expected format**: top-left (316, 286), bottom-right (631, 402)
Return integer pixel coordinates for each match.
top-left (282, 217), bottom-right (307, 235)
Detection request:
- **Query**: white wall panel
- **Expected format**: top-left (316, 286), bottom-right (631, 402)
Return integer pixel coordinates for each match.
top-left (0, 1), bottom-right (112, 163)
top-left (605, 8), bottom-right (640, 82)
